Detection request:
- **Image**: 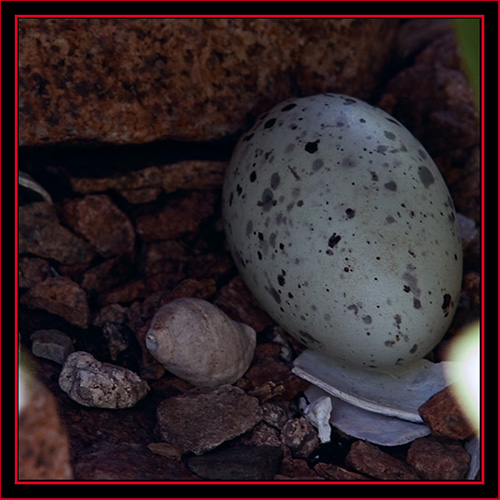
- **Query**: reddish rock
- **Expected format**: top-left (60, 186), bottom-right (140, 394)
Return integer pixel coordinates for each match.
top-left (70, 160), bottom-right (227, 197)
top-left (280, 456), bottom-right (323, 480)
top-left (21, 276), bottom-right (90, 329)
top-left (18, 18), bottom-right (399, 146)
top-left (407, 436), bottom-right (470, 480)
top-left (215, 275), bottom-right (274, 332)
top-left (346, 440), bottom-right (418, 480)
top-left (135, 190), bottom-right (217, 242)
top-left (314, 462), bottom-right (369, 481)
top-left (418, 384), bottom-right (475, 439)
top-left (18, 256), bottom-right (51, 289)
top-left (63, 194), bottom-right (135, 258)
top-left (19, 202), bottom-right (95, 265)
top-left (18, 367), bottom-right (73, 479)
top-left (156, 384), bottom-right (263, 455)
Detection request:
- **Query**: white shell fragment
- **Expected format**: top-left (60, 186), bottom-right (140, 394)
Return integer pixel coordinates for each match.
top-left (223, 93), bottom-right (462, 371)
top-left (305, 385), bottom-right (431, 447)
top-left (59, 351), bottom-right (149, 409)
top-left (302, 394), bottom-right (332, 443)
top-left (146, 298), bottom-right (256, 387)
top-left (293, 349), bottom-right (461, 422)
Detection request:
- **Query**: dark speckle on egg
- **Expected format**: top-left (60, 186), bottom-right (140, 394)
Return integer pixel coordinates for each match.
top-left (304, 140), bottom-right (319, 153)
top-left (418, 166), bottom-right (435, 188)
top-left (384, 180), bottom-right (397, 191)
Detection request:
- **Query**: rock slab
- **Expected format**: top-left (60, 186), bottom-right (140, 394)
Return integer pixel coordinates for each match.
top-left (18, 18), bottom-right (399, 146)
top-left (156, 384), bottom-right (263, 455)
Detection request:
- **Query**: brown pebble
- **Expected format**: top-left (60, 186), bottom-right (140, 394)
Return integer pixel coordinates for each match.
top-left (419, 384), bottom-right (475, 439)
top-left (63, 194), bottom-right (135, 258)
top-left (314, 462), bottom-right (369, 481)
top-left (21, 276), bottom-right (90, 329)
top-left (346, 440), bottom-right (419, 480)
top-left (280, 417), bottom-right (319, 459)
top-left (407, 436), bottom-right (470, 480)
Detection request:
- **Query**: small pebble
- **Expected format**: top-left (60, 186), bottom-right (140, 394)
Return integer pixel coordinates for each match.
top-left (407, 436), bottom-right (470, 480)
top-left (346, 440), bottom-right (419, 480)
top-left (280, 417), bottom-right (319, 459)
top-left (418, 383), bottom-right (475, 439)
top-left (30, 329), bottom-right (74, 364)
top-left (59, 351), bottom-right (149, 409)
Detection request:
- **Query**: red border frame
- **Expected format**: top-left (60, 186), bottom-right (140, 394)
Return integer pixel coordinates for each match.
top-left (13, 12), bottom-right (486, 491)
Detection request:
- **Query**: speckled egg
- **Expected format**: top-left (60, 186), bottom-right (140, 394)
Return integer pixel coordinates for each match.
top-left (222, 94), bottom-right (462, 370)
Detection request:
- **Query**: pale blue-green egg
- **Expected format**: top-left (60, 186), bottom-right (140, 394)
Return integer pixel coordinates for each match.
top-left (222, 94), bottom-right (462, 370)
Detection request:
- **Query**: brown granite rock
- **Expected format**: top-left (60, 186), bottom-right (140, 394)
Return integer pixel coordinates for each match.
top-left (19, 202), bottom-right (95, 265)
top-left (418, 384), bottom-right (475, 440)
top-left (62, 194), bottom-right (135, 258)
top-left (18, 366), bottom-right (73, 480)
top-left (135, 190), bottom-right (217, 242)
top-left (21, 276), bottom-right (90, 328)
top-left (18, 256), bottom-right (51, 289)
top-left (346, 440), bottom-right (419, 480)
top-left (70, 160), bottom-right (227, 198)
top-left (407, 436), bottom-right (470, 480)
top-left (18, 18), bottom-right (399, 146)
top-left (156, 384), bottom-right (263, 455)
top-left (314, 462), bottom-right (369, 481)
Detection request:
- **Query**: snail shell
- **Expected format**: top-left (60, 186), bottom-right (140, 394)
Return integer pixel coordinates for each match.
top-left (146, 298), bottom-right (256, 387)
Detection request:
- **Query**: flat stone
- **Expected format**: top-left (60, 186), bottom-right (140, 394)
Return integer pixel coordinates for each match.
top-left (346, 440), bottom-right (419, 480)
top-left (418, 383), bottom-right (475, 439)
top-left (59, 351), bottom-right (149, 409)
top-left (156, 384), bottom-right (263, 455)
top-left (30, 329), bottom-right (74, 364)
top-left (187, 445), bottom-right (283, 481)
top-left (62, 194), bottom-right (135, 258)
top-left (21, 276), bottom-right (90, 329)
top-left (18, 18), bottom-right (399, 146)
top-left (19, 202), bottom-right (95, 265)
top-left (407, 436), bottom-right (470, 480)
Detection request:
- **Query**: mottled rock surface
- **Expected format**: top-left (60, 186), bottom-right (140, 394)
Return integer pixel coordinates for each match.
top-left (18, 18), bottom-right (399, 146)
top-left (21, 276), bottom-right (90, 329)
top-left (346, 440), bottom-right (419, 480)
top-left (419, 384), bottom-right (475, 439)
top-left (407, 436), bottom-right (470, 480)
top-left (59, 351), bottom-right (149, 409)
top-left (156, 384), bottom-right (263, 455)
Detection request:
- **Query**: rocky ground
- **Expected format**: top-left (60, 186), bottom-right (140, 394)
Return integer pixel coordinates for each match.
top-left (17, 18), bottom-right (480, 482)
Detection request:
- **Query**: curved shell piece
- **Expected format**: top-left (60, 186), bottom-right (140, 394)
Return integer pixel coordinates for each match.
top-left (146, 298), bottom-right (256, 387)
